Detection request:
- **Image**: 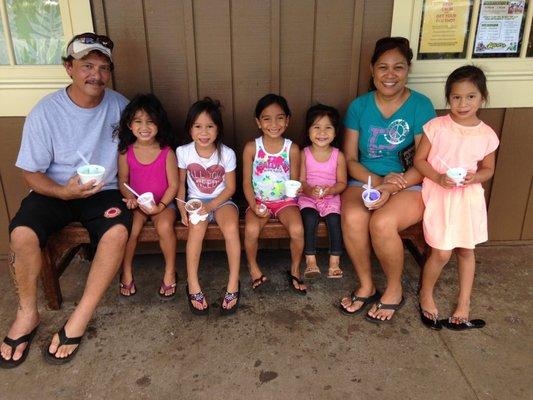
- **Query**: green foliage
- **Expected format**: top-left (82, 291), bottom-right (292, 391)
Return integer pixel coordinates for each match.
top-left (7, 0), bottom-right (65, 65)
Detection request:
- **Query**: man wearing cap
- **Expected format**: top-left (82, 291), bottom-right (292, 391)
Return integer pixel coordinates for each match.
top-left (0, 33), bottom-right (131, 367)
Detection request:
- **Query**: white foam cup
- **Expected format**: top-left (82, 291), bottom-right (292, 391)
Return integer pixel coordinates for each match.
top-left (446, 167), bottom-right (467, 186)
top-left (185, 199), bottom-right (208, 225)
top-left (77, 164), bottom-right (105, 186)
top-left (284, 180), bottom-right (302, 198)
top-left (137, 192), bottom-right (156, 211)
top-left (257, 203), bottom-right (268, 215)
top-left (361, 188), bottom-right (381, 208)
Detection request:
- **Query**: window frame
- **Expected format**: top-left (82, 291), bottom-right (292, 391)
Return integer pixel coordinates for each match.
top-left (392, 0), bottom-right (533, 108)
top-left (0, 0), bottom-right (93, 116)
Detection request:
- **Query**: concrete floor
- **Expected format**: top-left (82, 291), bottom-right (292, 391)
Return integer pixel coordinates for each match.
top-left (0, 245), bottom-right (531, 400)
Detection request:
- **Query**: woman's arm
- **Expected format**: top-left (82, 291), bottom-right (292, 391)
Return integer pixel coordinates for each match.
top-left (343, 127), bottom-right (382, 184)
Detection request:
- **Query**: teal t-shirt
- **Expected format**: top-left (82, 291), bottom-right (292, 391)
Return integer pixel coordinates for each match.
top-left (344, 89), bottom-right (436, 176)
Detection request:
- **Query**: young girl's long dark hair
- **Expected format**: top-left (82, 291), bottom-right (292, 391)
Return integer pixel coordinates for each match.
top-left (184, 97), bottom-right (224, 161)
top-left (114, 93), bottom-right (174, 153)
top-left (302, 103), bottom-right (341, 148)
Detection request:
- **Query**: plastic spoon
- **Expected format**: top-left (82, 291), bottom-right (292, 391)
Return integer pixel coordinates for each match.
top-left (76, 151), bottom-right (90, 166)
top-left (367, 175), bottom-right (372, 190)
top-left (175, 198), bottom-right (187, 205)
top-left (123, 182), bottom-right (141, 198)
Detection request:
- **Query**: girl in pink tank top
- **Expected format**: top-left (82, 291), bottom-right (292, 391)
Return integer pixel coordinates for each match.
top-left (115, 94), bottom-right (179, 299)
top-left (299, 104), bottom-right (347, 279)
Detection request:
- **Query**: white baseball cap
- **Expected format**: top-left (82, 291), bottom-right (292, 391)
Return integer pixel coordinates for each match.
top-left (66, 33), bottom-right (113, 61)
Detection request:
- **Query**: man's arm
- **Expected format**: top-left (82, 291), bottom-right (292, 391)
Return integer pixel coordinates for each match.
top-left (23, 170), bottom-right (103, 200)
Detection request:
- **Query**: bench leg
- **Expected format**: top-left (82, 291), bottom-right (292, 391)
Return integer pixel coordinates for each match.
top-left (41, 247), bottom-right (62, 310)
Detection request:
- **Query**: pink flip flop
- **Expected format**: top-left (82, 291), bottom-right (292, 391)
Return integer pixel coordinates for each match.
top-left (119, 280), bottom-right (136, 297)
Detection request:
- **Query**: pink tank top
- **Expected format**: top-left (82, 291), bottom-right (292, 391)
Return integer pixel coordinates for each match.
top-left (127, 145), bottom-right (171, 203)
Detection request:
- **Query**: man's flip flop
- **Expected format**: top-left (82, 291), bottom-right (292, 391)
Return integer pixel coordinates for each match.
top-left (339, 290), bottom-right (381, 316)
top-left (442, 317), bottom-right (485, 331)
top-left (251, 274), bottom-right (267, 290)
top-left (0, 325), bottom-right (39, 369)
top-left (43, 324), bottom-right (83, 365)
top-left (365, 297), bottom-right (406, 324)
top-left (286, 271), bottom-right (307, 296)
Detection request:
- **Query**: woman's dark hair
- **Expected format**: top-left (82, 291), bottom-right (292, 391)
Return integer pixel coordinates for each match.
top-left (254, 93), bottom-right (291, 118)
top-left (371, 36), bottom-right (413, 66)
top-left (302, 103), bottom-right (341, 148)
top-left (184, 97), bottom-right (224, 159)
top-left (114, 93), bottom-right (174, 153)
top-left (445, 65), bottom-right (488, 103)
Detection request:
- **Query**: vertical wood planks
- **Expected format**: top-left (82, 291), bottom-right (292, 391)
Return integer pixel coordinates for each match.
top-left (488, 108), bottom-right (533, 240)
top-left (103, 0), bottom-right (151, 98)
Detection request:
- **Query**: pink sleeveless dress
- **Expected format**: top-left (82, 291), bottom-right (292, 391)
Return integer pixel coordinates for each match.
top-left (127, 145), bottom-right (171, 203)
top-left (298, 147), bottom-right (341, 216)
top-left (422, 115), bottom-right (499, 250)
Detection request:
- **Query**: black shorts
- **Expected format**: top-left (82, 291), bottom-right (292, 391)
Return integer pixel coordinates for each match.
top-left (9, 190), bottom-right (132, 248)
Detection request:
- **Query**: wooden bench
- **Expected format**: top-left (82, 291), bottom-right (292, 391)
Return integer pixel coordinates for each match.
top-left (40, 220), bottom-right (428, 310)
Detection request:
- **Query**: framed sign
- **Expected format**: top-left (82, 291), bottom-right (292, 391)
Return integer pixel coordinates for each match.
top-left (473, 0), bottom-right (528, 57)
top-left (418, 0), bottom-right (473, 59)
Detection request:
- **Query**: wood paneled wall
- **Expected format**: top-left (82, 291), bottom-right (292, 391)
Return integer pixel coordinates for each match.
top-left (0, 0), bottom-right (532, 256)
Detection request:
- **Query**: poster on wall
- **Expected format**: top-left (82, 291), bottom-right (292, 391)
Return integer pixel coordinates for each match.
top-left (418, 0), bottom-right (472, 59)
top-left (473, 0), bottom-right (527, 57)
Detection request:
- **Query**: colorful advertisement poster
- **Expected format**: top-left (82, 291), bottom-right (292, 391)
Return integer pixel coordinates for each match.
top-left (419, 0), bottom-right (472, 53)
top-left (474, 0), bottom-right (526, 54)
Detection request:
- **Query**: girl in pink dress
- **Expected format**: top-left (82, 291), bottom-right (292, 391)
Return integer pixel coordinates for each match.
top-left (414, 66), bottom-right (499, 331)
top-left (298, 104), bottom-right (347, 279)
top-left (116, 94), bottom-right (179, 298)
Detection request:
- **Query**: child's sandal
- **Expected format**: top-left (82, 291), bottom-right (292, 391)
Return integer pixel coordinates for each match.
top-left (327, 266), bottom-right (343, 279)
top-left (220, 281), bottom-right (241, 316)
top-left (186, 285), bottom-right (209, 316)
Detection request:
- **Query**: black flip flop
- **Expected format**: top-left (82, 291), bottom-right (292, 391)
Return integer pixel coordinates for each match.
top-left (43, 324), bottom-right (82, 365)
top-left (186, 284), bottom-right (209, 316)
top-left (419, 306), bottom-right (443, 330)
top-left (251, 274), bottom-right (267, 290)
top-left (0, 325), bottom-right (39, 369)
top-left (286, 271), bottom-right (307, 296)
top-left (365, 297), bottom-right (406, 324)
top-left (339, 290), bottom-right (381, 316)
top-left (220, 281), bottom-right (241, 316)
top-left (442, 317), bottom-right (485, 331)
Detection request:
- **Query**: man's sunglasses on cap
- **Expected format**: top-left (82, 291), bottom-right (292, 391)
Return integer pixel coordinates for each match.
top-left (71, 33), bottom-right (114, 50)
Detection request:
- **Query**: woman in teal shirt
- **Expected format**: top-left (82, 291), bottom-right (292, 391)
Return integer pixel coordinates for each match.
top-left (339, 37), bottom-right (436, 323)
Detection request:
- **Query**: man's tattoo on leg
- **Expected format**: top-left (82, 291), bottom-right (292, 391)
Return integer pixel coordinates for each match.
top-left (9, 252), bottom-right (22, 310)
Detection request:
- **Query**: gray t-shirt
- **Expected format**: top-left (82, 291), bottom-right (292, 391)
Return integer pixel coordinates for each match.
top-left (16, 87), bottom-right (128, 190)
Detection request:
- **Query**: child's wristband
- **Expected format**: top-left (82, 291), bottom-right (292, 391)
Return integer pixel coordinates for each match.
top-left (159, 201), bottom-right (167, 208)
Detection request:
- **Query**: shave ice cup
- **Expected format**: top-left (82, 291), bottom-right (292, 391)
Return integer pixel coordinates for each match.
top-left (446, 167), bottom-right (467, 186)
top-left (137, 192), bottom-right (156, 211)
top-left (77, 164), bottom-right (105, 186)
top-left (361, 188), bottom-right (381, 208)
top-left (284, 180), bottom-right (301, 198)
top-left (185, 199), bottom-right (208, 225)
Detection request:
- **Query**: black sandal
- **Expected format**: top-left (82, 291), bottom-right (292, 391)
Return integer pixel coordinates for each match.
top-left (442, 317), bottom-right (485, 330)
top-left (419, 305), bottom-right (443, 330)
top-left (286, 271), bottom-right (307, 296)
top-left (186, 284), bottom-right (209, 316)
top-left (43, 324), bottom-right (83, 365)
top-left (339, 290), bottom-right (381, 316)
top-left (220, 281), bottom-right (241, 316)
top-left (365, 297), bottom-right (406, 324)
top-left (0, 325), bottom-right (39, 369)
